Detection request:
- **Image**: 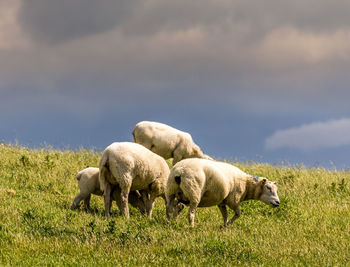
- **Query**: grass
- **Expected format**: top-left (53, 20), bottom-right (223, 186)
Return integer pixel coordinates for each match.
top-left (0, 144), bottom-right (349, 266)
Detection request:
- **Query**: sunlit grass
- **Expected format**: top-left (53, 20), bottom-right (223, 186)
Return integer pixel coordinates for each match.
top-left (0, 144), bottom-right (349, 266)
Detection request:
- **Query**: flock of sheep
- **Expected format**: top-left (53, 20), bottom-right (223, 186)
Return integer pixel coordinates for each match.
top-left (71, 121), bottom-right (280, 227)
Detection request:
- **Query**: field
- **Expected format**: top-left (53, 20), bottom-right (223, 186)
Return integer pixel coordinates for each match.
top-left (0, 144), bottom-right (349, 266)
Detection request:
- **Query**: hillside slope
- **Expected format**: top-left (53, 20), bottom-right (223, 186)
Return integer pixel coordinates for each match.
top-left (0, 144), bottom-right (349, 266)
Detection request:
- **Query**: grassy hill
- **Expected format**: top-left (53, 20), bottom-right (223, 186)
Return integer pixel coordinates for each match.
top-left (0, 144), bottom-right (349, 266)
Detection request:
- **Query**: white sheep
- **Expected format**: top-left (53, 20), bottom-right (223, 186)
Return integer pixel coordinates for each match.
top-left (71, 167), bottom-right (146, 214)
top-left (132, 121), bottom-right (212, 165)
top-left (166, 158), bottom-right (280, 227)
top-left (99, 142), bottom-right (170, 218)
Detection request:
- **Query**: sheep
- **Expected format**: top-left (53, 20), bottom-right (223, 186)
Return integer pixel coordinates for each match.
top-left (132, 121), bottom-right (212, 165)
top-left (99, 142), bottom-right (170, 218)
top-left (166, 158), bottom-right (280, 227)
top-left (71, 167), bottom-right (146, 214)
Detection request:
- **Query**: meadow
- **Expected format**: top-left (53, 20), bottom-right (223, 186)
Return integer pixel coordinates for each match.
top-left (0, 144), bottom-right (349, 266)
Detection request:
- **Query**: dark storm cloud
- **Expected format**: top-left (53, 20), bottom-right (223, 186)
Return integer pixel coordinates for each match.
top-left (3, 0), bottom-right (350, 114)
top-left (18, 0), bottom-right (350, 44)
top-left (17, 0), bottom-right (140, 43)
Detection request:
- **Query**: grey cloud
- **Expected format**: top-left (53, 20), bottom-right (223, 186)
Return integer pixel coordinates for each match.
top-left (0, 0), bottom-right (348, 115)
top-left (16, 0), bottom-right (350, 45)
top-left (231, 1), bottom-right (350, 36)
top-left (265, 118), bottom-right (350, 151)
top-left (2, 27), bottom-right (350, 115)
top-left (17, 0), bottom-right (140, 43)
top-left (121, 0), bottom-right (350, 40)
top-left (121, 0), bottom-right (232, 36)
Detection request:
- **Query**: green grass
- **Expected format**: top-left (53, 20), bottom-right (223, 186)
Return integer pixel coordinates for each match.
top-left (0, 144), bottom-right (349, 266)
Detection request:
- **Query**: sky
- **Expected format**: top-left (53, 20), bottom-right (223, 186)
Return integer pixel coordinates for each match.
top-left (1, 0), bottom-right (350, 168)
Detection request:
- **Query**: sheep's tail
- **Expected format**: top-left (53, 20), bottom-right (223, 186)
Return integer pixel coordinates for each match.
top-left (166, 168), bottom-right (183, 201)
top-left (99, 153), bottom-right (109, 192)
top-left (175, 175), bottom-right (181, 185)
top-left (76, 170), bottom-right (83, 181)
top-left (169, 166), bottom-right (201, 205)
top-left (171, 167), bottom-right (186, 187)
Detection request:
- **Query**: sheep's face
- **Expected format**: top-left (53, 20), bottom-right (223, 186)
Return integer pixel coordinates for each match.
top-left (128, 191), bottom-right (146, 214)
top-left (171, 200), bottom-right (185, 219)
top-left (259, 179), bottom-right (280, 208)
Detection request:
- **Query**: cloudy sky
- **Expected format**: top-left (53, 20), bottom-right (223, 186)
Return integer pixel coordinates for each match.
top-left (1, 0), bottom-right (350, 168)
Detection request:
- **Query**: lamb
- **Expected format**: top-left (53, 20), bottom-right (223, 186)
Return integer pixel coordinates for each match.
top-left (99, 142), bottom-right (170, 218)
top-left (71, 167), bottom-right (146, 214)
top-left (166, 158), bottom-right (280, 227)
top-left (132, 121), bottom-right (212, 165)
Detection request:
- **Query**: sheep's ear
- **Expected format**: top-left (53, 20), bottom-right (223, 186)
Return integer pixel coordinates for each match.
top-left (193, 145), bottom-right (201, 154)
top-left (259, 178), bottom-right (267, 185)
top-left (135, 190), bottom-right (142, 198)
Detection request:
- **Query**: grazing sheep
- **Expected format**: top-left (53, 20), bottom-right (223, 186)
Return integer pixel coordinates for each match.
top-left (71, 167), bottom-right (146, 214)
top-left (99, 142), bottom-right (170, 218)
top-left (166, 158), bottom-right (280, 227)
top-left (132, 121), bottom-right (212, 165)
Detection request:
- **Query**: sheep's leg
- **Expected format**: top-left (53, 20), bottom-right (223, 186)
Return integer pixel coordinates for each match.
top-left (112, 186), bottom-right (123, 215)
top-left (119, 189), bottom-right (130, 218)
top-left (146, 195), bottom-right (156, 219)
top-left (83, 194), bottom-right (92, 211)
top-left (227, 206), bottom-right (241, 226)
top-left (104, 182), bottom-right (112, 217)
top-left (218, 203), bottom-right (228, 227)
top-left (141, 190), bottom-right (155, 218)
top-left (115, 194), bottom-right (123, 215)
top-left (71, 193), bottom-right (87, 210)
top-left (139, 190), bottom-right (151, 216)
top-left (166, 195), bottom-right (176, 220)
top-left (188, 202), bottom-right (198, 227)
top-left (116, 173), bottom-right (132, 218)
top-left (140, 190), bottom-right (156, 218)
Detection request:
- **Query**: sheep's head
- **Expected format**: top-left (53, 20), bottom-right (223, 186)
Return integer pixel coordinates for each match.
top-left (170, 198), bottom-right (186, 219)
top-left (258, 178), bottom-right (280, 208)
top-left (121, 190), bottom-right (147, 214)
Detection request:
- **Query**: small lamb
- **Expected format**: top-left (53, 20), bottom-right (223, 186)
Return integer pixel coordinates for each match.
top-left (132, 121), bottom-right (212, 165)
top-left (166, 158), bottom-right (280, 227)
top-left (71, 167), bottom-right (146, 214)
